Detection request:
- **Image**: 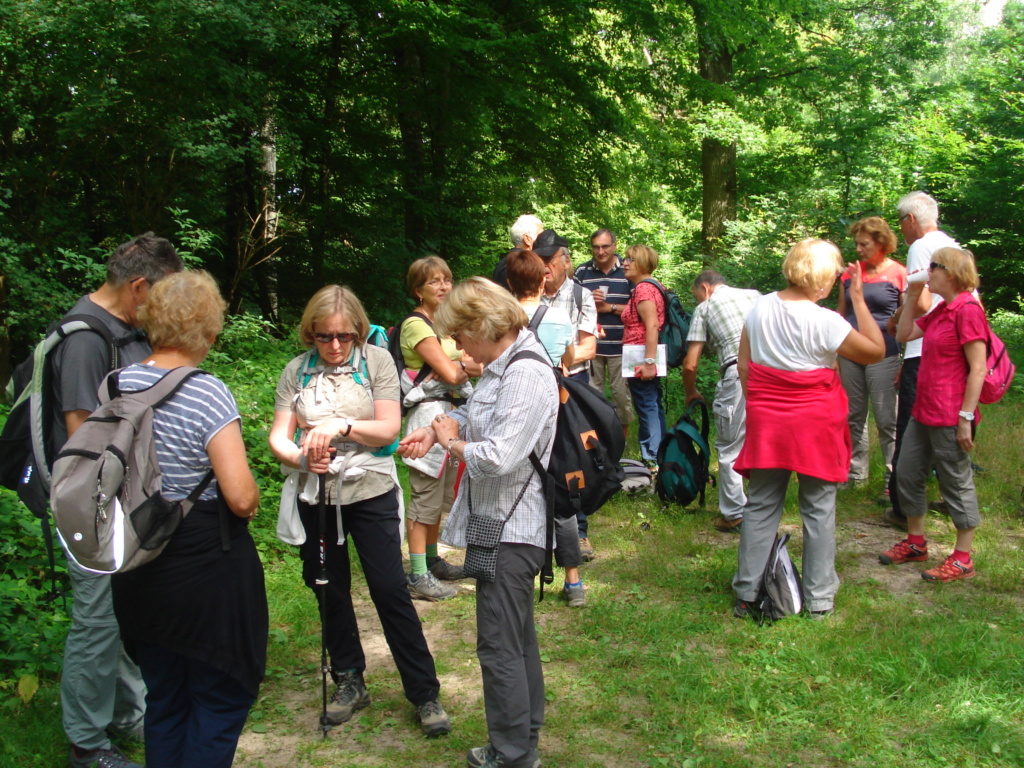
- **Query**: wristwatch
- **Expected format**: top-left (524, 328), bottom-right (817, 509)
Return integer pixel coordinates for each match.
top-left (644, 357), bottom-right (656, 365)
top-left (958, 410), bottom-right (975, 422)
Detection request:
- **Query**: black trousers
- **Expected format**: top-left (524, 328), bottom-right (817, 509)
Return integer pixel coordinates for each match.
top-left (888, 357), bottom-right (920, 518)
top-left (297, 488), bottom-right (439, 706)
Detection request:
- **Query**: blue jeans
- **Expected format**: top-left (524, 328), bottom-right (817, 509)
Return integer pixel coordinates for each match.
top-left (135, 643), bottom-right (254, 768)
top-left (627, 377), bottom-right (666, 462)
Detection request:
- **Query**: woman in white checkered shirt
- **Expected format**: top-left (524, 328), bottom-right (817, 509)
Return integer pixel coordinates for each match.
top-left (399, 277), bottom-right (558, 768)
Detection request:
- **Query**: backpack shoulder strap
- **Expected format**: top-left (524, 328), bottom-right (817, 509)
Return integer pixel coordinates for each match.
top-left (102, 366), bottom-right (208, 408)
top-left (572, 282), bottom-right (584, 325)
top-left (527, 305), bottom-right (549, 334)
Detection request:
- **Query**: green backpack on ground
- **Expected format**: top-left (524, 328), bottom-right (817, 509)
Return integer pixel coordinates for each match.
top-left (655, 400), bottom-right (715, 508)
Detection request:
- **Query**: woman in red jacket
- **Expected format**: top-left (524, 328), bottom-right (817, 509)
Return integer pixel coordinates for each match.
top-left (732, 239), bottom-right (885, 619)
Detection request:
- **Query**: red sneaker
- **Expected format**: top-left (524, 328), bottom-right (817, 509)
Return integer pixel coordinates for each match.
top-left (922, 555), bottom-right (975, 582)
top-left (879, 539), bottom-right (928, 565)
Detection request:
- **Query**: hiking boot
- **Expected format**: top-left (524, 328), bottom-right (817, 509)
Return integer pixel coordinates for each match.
top-left (578, 537), bottom-right (595, 562)
top-left (68, 745), bottom-right (142, 768)
top-left (879, 539), bottom-right (928, 565)
top-left (928, 499), bottom-right (950, 515)
top-left (325, 670), bottom-right (371, 725)
top-left (809, 608), bottom-right (834, 621)
top-left (875, 487), bottom-right (891, 507)
top-left (713, 515), bottom-right (742, 533)
top-left (467, 744), bottom-right (541, 768)
top-left (561, 582), bottom-right (586, 607)
top-left (417, 698), bottom-right (452, 737)
top-left (428, 555), bottom-right (465, 581)
top-left (408, 571), bottom-right (457, 601)
top-left (733, 599), bottom-right (751, 619)
top-left (881, 507), bottom-right (908, 532)
top-left (922, 555), bottom-right (975, 583)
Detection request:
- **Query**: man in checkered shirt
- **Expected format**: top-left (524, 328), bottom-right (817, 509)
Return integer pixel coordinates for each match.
top-left (682, 270), bottom-right (761, 533)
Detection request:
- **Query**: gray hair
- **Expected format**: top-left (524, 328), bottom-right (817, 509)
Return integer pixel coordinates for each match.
top-left (106, 233), bottom-right (183, 287)
top-left (693, 269), bottom-right (727, 289)
top-left (510, 215), bottom-right (544, 247)
top-left (897, 191), bottom-right (939, 229)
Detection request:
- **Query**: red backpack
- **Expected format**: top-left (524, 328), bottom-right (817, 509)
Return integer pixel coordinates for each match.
top-left (964, 300), bottom-right (1016, 404)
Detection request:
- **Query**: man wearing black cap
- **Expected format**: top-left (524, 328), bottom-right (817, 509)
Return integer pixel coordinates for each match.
top-left (533, 228), bottom-right (599, 606)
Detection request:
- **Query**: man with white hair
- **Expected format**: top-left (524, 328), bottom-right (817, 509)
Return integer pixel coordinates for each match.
top-left (492, 214), bottom-right (544, 288)
top-left (885, 192), bottom-right (960, 528)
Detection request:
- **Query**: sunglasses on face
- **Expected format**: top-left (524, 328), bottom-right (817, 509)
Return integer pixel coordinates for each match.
top-left (929, 262), bottom-right (947, 272)
top-left (313, 332), bottom-right (357, 344)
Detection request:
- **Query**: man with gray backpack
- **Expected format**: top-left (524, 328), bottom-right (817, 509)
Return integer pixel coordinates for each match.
top-left (33, 235), bottom-right (181, 768)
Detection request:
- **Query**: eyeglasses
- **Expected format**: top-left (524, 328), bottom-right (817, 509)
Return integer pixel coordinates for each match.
top-left (899, 213), bottom-right (911, 222)
top-left (426, 277), bottom-right (452, 288)
top-left (928, 262), bottom-right (947, 272)
top-left (591, 243), bottom-right (613, 251)
top-left (622, 256), bottom-right (634, 264)
top-left (450, 331), bottom-right (463, 344)
top-left (313, 332), bottom-right (357, 344)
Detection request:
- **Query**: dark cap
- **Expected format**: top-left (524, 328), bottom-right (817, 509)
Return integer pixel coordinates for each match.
top-left (533, 229), bottom-right (569, 259)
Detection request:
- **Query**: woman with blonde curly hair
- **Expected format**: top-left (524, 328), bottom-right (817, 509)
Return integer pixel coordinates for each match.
top-left (111, 270), bottom-right (267, 768)
top-left (732, 239), bottom-right (885, 620)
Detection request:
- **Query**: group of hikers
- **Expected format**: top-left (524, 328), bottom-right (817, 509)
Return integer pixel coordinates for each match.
top-left (16, 188), bottom-right (995, 768)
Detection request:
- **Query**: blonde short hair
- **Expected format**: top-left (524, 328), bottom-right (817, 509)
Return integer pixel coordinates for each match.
top-left (139, 270), bottom-right (226, 355)
top-left (783, 239), bottom-right (843, 291)
top-left (299, 285), bottom-right (371, 348)
top-left (625, 244), bottom-right (659, 275)
top-left (405, 256), bottom-right (452, 300)
top-left (434, 277), bottom-right (528, 343)
top-left (931, 247), bottom-right (979, 293)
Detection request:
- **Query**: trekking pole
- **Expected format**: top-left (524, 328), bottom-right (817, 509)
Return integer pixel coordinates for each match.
top-left (316, 468), bottom-right (331, 738)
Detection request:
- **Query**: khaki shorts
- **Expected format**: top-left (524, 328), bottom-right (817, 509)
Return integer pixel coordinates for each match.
top-left (407, 462), bottom-right (458, 525)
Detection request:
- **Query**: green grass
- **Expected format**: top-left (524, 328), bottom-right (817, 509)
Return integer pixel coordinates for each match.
top-left (3, 325), bottom-right (1023, 767)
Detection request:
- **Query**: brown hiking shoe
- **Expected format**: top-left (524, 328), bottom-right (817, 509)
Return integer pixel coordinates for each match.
top-left (879, 539), bottom-right (928, 565)
top-left (713, 515), bottom-right (742, 532)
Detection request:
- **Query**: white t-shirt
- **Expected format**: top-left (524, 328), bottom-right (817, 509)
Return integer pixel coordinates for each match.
top-left (744, 292), bottom-right (853, 372)
top-left (904, 229), bottom-right (960, 359)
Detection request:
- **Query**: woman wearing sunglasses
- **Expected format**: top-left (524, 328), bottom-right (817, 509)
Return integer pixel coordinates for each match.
top-left (268, 285), bottom-right (451, 737)
top-left (879, 248), bottom-right (987, 582)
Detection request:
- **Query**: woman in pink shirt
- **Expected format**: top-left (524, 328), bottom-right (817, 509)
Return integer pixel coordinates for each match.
top-left (880, 248), bottom-right (987, 582)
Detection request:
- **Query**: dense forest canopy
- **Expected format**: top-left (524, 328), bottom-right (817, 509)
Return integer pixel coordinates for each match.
top-left (1, 0), bottom-right (1021, 380)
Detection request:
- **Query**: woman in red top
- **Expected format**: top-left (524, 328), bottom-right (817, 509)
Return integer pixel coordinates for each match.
top-left (836, 217), bottom-right (907, 496)
top-left (621, 244), bottom-right (667, 467)
top-left (880, 248), bottom-right (987, 582)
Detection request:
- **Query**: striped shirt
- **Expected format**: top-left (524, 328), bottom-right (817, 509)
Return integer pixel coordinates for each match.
top-left (441, 330), bottom-right (558, 549)
top-left (574, 259), bottom-right (631, 356)
top-left (117, 364), bottom-right (240, 501)
top-left (687, 285), bottom-right (762, 369)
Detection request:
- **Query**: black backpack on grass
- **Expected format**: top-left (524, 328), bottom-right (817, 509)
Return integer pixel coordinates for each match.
top-left (655, 399), bottom-right (714, 508)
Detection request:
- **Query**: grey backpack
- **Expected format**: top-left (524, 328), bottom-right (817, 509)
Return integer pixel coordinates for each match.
top-left (49, 367), bottom-right (214, 574)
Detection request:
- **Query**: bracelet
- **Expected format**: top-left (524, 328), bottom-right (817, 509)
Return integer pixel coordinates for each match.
top-left (340, 418), bottom-right (353, 437)
top-left (459, 360), bottom-right (467, 372)
top-left (447, 437), bottom-right (460, 467)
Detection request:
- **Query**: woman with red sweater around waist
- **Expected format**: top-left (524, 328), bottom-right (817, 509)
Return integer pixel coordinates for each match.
top-left (732, 239), bottom-right (885, 620)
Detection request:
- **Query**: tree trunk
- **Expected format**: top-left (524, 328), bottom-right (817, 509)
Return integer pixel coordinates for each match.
top-left (394, 38), bottom-right (428, 253)
top-left (255, 113), bottom-right (281, 327)
top-left (694, 4), bottom-right (736, 262)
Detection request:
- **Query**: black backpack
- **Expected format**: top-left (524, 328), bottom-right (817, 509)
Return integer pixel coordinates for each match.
top-left (752, 533), bottom-right (804, 624)
top-left (640, 278), bottom-right (691, 368)
top-left (655, 400), bottom-right (715, 508)
top-left (518, 311), bottom-right (625, 521)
